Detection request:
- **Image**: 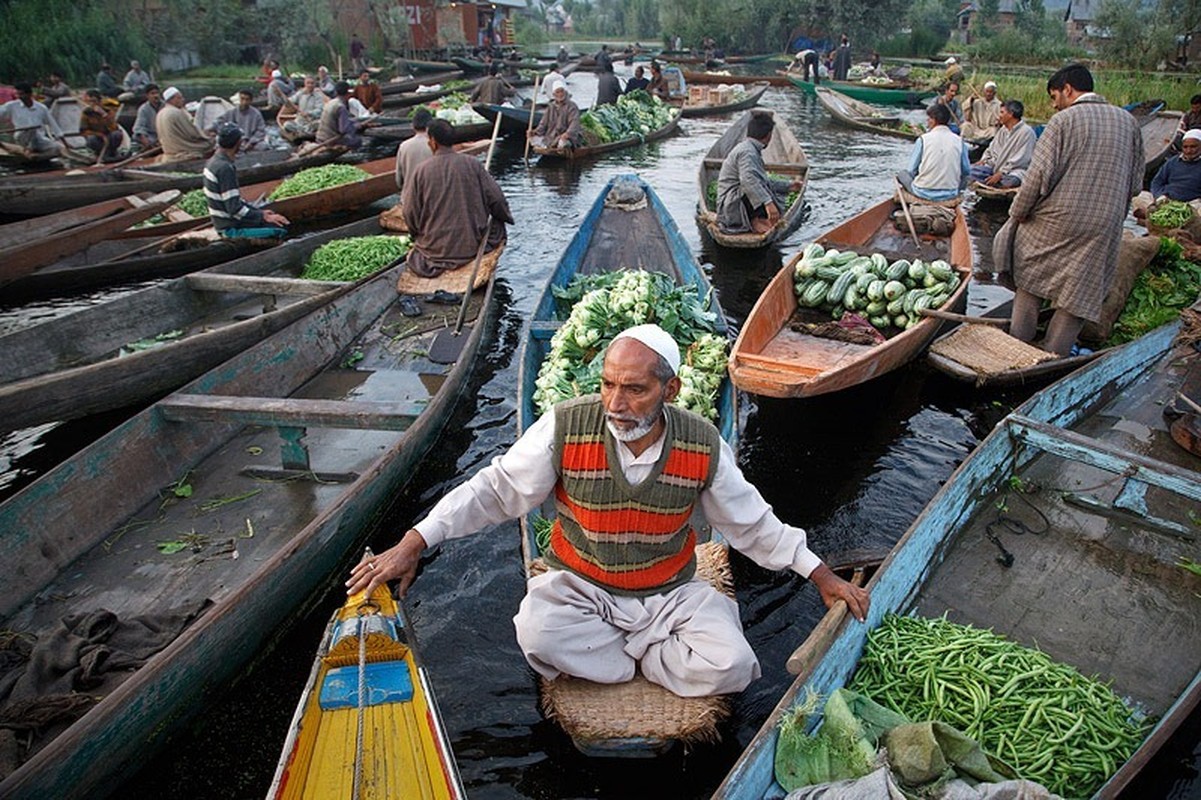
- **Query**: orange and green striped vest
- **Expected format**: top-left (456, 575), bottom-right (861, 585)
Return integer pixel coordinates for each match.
top-left (547, 395), bottom-right (720, 596)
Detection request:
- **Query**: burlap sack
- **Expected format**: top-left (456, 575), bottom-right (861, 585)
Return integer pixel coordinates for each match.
top-left (1079, 233), bottom-right (1161, 345)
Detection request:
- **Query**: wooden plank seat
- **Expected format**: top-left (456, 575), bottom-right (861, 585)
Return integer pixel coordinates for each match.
top-left (184, 273), bottom-right (344, 296)
top-left (159, 394), bottom-right (425, 431)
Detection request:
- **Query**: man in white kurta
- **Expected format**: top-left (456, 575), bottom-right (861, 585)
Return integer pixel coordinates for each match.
top-left (346, 325), bottom-right (870, 698)
top-left (970, 100), bottom-right (1036, 188)
top-left (960, 81), bottom-right (1002, 141)
top-left (0, 83), bottom-right (65, 156)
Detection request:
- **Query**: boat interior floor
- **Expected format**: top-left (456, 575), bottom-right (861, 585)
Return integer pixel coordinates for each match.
top-left (577, 202), bottom-right (684, 279)
top-left (913, 347), bottom-right (1201, 716)
top-left (3, 291), bottom-right (484, 641)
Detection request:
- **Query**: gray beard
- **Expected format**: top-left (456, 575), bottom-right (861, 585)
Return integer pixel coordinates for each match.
top-left (605, 406), bottom-right (661, 443)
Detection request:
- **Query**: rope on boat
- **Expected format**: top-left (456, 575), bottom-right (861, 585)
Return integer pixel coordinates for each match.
top-left (352, 611), bottom-right (368, 800)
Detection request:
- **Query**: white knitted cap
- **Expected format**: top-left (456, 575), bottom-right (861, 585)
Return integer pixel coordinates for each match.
top-left (611, 324), bottom-right (680, 375)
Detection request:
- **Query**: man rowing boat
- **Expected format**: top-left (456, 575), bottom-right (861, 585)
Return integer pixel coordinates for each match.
top-left (347, 323), bottom-right (870, 697)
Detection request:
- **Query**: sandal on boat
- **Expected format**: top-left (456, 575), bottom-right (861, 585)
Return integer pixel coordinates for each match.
top-left (398, 295), bottom-right (422, 317)
top-left (423, 289), bottom-right (461, 305)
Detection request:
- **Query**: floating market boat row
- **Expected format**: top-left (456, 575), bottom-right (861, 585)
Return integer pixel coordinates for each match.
top-left (0, 237), bottom-right (497, 800)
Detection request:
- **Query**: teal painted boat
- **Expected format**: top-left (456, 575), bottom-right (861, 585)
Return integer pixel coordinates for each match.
top-left (787, 75), bottom-right (935, 107)
top-left (714, 319), bottom-right (1201, 798)
top-left (0, 248), bottom-right (498, 798)
top-left (516, 174), bottom-right (738, 757)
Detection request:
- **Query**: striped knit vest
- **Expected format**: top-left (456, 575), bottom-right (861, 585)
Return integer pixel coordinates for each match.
top-left (547, 395), bottom-right (721, 596)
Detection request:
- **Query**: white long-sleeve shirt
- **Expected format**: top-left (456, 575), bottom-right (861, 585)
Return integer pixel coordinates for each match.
top-left (415, 406), bottom-right (825, 579)
top-left (0, 99), bottom-right (63, 138)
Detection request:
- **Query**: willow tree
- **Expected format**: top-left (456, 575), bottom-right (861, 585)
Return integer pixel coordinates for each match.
top-left (661, 0), bottom-right (911, 53)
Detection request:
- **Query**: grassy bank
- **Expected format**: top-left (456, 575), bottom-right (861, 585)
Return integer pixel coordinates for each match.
top-left (908, 64), bottom-right (1196, 122)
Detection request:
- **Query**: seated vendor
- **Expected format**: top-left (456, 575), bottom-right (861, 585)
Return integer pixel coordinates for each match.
top-left (529, 81), bottom-right (582, 150)
top-left (896, 103), bottom-right (969, 202)
top-left (204, 123), bottom-right (289, 238)
top-left (969, 100), bottom-right (1035, 189)
top-left (715, 110), bottom-right (803, 235)
top-left (1133, 128), bottom-right (1201, 218)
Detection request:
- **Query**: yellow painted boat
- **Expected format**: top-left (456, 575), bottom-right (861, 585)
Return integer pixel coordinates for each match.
top-left (269, 580), bottom-right (464, 800)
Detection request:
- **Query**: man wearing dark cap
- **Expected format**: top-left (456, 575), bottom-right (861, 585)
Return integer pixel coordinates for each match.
top-left (469, 62), bottom-right (516, 105)
top-left (203, 123), bottom-right (289, 238)
top-left (96, 62), bottom-right (121, 98)
top-left (402, 118), bottom-right (513, 277)
top-left (715, 110), bottom-right (803, 234)
top-left (316, 81), bottom-right (363, 148)
top-left (395, 107), bottom-right (433, 191)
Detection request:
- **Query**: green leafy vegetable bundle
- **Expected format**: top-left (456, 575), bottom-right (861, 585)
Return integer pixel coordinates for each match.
top-left (300, 235), bottom-right (411, 281)
top-left (579, 90), bottom-right (675, 144)
top-left (705, 175), bottom-right (799, 211)
top-left (267, 164), bottom-right (369, 201)
top-left (1107, 237), bottom-right (1201, 345)
top-left (532, 270), bottom-right (727, 421)
top-left (849, 614), bottom-right (1151, 798)
top-left (175, 188), bottom-right (209, 217)
top-left (1148, 200), bottom-right (1195, 229)
top-left (793, 242), bottom-right (960, 333)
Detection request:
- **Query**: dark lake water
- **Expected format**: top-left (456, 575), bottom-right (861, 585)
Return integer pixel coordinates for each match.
top-left (1, 65), bottom-right (1197, 799)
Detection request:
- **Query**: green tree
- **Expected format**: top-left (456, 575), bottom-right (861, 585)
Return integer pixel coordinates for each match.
top-left (0, 0), bottom-right (152, 86)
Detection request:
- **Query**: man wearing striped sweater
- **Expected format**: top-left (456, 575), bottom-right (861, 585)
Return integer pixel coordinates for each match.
top-left (347, 324), bottom-right (870, 697)
top-left (203, 123), bottom-right (289, 239)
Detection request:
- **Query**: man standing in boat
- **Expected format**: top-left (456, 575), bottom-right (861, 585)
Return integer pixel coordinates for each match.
top-left (203, 123), bottom-right (289, 239)
top-left (347, 324), bottom-right (870, 697)
top-left (1001, 63), bottom-right (1143, 356)
top-left (401, 118), bottom-right (512, 277)
top-left (715, 110), bottom-right (803, 235)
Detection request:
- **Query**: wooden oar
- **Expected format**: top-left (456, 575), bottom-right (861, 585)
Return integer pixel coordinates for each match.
top-left (786, 566), bottom-right (871, 676)
top-left (894, 176), bottom-right (921, 247)
top-left (483, 106), bottom-right (503, 172)
top-left (524, 74), bottom-right (541, 167)
top-left (98, 145), bottom-right (161, 171)
top-left (918, 307), bottom-right (1008, 326)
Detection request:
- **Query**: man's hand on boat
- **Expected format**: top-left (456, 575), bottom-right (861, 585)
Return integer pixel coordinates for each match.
top-left (346, 528), bottom-right (428, 597)
top-left (809, 563), bottom-right (870, 622)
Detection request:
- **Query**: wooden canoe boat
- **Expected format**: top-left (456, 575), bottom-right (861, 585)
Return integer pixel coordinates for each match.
top-left (725, 53), bottom-right (778, 64)
top-left (3, 157), bottom-right (399, 302)
top-left (786, 75), bottom-right (935, 107)
top-left (0, 189), bottom-right (180, 284)
top-left (0, 148), bottom-right (342, 217)
top-left (684, 69), bottom-right (791, 87)
top-left (516, 174), bottom-right (737, 757)
top-left (269, 583), bottom-right (465, 799)
top-left (366, 118), bottom-right (493, 144)
top-left (1143, 110), bottom-right (1182, 183)
top-left (397, 58), bottom-right (460, 74)
top-left (728, 198), bottom-right (972, 398)
top-left (696, 109), bottom-right (809, 249)
top-left (532, 110), bottom-right (680, 161)
top-left (381, 70), bottom-right (466, 95)
top-left (814, 86), bottom-right (919, 141)
top-left (678, 82), bottom-right (769, 118)
top-left (0, 248), bottom-right (497, 800)
top-left (0, 216), bottom-right (390, 432)
top-left (472, 102), bottom-right (544, 135)
top-left (715, 320), bottom-right (1201, 799)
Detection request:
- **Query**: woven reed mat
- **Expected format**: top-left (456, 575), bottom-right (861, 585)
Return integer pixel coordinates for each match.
top-left (378, 203), bottom-right (408, 232)
top-left (531, 541), bottom-right (734, 746)
top-left (394, 243), bottom-right (503, 295)
top-left (929, 323), bottom-right (1057, 376)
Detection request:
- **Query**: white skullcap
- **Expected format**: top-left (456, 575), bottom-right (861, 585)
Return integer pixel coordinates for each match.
top-left (611, 324), bottom-right (680, 375)
top-left (1184, 129), bottom-right (1201, 143)
top-left (271, 69), bottom-right (283, 78)
top-left (945, 57), bottom-right (957, 64)
top-left (162, 86), bottom-right (180, 101)
top-left (984, 80), bottom-right (997, 89)
top-left (550, 80), bottom-right (566, 94)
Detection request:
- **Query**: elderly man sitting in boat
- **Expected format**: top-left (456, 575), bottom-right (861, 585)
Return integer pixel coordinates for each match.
top-left (401, 118), bottom-right (513, 277)
top-left (0, 82), bottom-right (66, 159)
top-left (529, 80), bottom-right (582, 149)
top-left (157, 86), bottom-right (214, 162)
top-left (208, 89), bottom-right (268, 152)
top-left (1134, 128), bottom-right (1201, 218)
top-left (281, 75), bottom-right (327, 139)
top-left (347, 323), bottom-right (870, 698)
top-left (969, 99), bottom-right (1036, 188)
top-left (317, 81), bottom-right (366, 149)
top-left (960, 80), bottom-right (1001, 141)
top-left (896, 102), bottom-right (970, 202)
top-left (715, 110), bottom-right (803, 235)
top-left (204, 123), bottom-right (289, 239)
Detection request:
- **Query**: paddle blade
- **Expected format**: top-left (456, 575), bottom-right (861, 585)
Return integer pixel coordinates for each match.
top-left (428, 324), bottom-right (472, 364)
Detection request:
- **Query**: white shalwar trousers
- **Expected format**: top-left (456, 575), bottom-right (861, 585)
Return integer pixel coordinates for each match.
top-left (513, 569), bottom-right (760, 697)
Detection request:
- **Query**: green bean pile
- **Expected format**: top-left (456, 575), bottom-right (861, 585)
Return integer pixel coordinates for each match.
top-left (848, 614), bottom-right (1151, 798)
top-left (266, 164), bottom-right (369, 201)
top-left (300, 235), bottom-right (411, 282)
top-left (1148, 200), bottom-right (1195, 229)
